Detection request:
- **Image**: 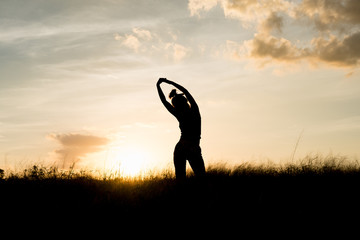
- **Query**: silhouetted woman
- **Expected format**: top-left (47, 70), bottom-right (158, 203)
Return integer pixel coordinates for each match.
top-left (156, 78), bottom-right (205, 179)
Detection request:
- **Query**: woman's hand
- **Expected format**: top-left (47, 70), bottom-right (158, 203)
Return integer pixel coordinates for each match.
top-left (157, 78), bottom-right (164, 86)
top-left (157, 78), bottom-right (166, 85)
top-left (158, 78), bottom-right (173, 85)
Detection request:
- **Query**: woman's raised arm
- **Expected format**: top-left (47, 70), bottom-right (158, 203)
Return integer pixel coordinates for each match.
top-left (156, 78), bottom-right (176, 115)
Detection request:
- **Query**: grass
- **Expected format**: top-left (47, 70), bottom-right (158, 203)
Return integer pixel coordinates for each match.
top-left (1, 154), bottom-right (360, 230)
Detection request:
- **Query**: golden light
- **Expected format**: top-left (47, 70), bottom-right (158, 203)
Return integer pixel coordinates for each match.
top-left (120, 150), bottom-right (146, 177)
top-left (105, 146), bottom-right (148, 178)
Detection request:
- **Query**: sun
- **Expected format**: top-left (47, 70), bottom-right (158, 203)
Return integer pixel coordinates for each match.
top-left (105, 146), bottom-right (147, 177)
top-left (120, 150), bottom-right (146, 177)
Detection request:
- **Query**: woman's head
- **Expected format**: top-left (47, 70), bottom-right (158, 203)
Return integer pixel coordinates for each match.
top-left (169, 89), bottom-right (189, 110)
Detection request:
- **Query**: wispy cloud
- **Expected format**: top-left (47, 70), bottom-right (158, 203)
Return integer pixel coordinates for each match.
top-left (188, 0), bottom-right (219, 16)
top-left (189, 0), bottom-right (293, 24)
top-left (114, 28), bottom-right (153, 53)
top-left (165, 43), bottom-right (190, 61)
top-left (114, 27), bottom-right (190, 61)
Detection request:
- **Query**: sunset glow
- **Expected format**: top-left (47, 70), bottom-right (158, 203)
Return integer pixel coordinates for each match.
top-left (105, 146), bottom-right (148, 177)
top-left (1, 0), bottom-right (359, 175)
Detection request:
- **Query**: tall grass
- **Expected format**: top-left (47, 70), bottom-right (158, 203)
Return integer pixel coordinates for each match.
top-left (206, 153), bottom-right (360, 177)
top-left (2, 153), bottom-right (358, 180)
top-left (1, 153), bottom-right (359, 227)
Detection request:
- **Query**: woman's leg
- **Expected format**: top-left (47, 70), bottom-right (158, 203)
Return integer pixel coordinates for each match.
top-left (187, 145), bottom-right (205, 177)
top-left (174, 141), bottom-right (187, 179)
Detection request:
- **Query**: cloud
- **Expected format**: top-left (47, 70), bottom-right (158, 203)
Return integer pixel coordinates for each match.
top-left (190, 0), bottom-right (359, 29)
top-left (189, 0), bottom-right (360, 68)
top-left (222, 34), bottom-right (306, 63)
top-left (311, 32), bottom-right (360, 67)
top-left (114, 27), bottom-right (156, 53)
top-left (229, 32), bottom-right (360, 67)
top-left (48, 133), bottom-right (109, 165)
top-left (165, 43), bottom-right (190, 61)
top-left (115, 28), bottom-right (150, 52)
top-left (223, 0), bottom-right (293, 23)
top-left (115, 27), bottom-right (190, 61)
top-left (189, 0), bottom-right (293, 24)
top-left (246, 33), bottom-right (306, 61)
top-left (296, 0), bottom-right (360, 31)
top-left (121, 34), bottom-right (141, 52)
top-left (132, 27), bottom-right (152, 40)
top-left (260, 12), bottom-right (284, 34)
top-left (188, 0), bottom-right (219, 16)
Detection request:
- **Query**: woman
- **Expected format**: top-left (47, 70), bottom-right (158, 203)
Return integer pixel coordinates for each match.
top-left (156, 78), bottom-right (205, 179)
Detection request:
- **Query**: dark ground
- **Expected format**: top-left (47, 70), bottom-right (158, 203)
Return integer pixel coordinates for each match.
top-left (1, 161), bottom-right (360, 235)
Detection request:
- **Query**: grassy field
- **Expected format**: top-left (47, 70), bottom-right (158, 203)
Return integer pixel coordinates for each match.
top-left (1, 154), bottom-right (360, 230)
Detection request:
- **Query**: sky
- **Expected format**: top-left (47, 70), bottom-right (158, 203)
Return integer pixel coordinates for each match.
top-left (1, 0), bottom-right (360, 175)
